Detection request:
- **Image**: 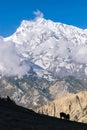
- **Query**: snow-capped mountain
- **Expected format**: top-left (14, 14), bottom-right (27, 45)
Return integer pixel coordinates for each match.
top-left (4, 17), bottom-right (87, 78)
top-left (1, 17), bottom-right (87, 109)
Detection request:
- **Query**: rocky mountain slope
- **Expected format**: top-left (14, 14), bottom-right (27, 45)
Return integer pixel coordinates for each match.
top-left (0, 97), bottom-right (87, 130)
top-left (36, 91), bottom-right (87, 123)
top-left (1, 76), bottom-right (87, 109)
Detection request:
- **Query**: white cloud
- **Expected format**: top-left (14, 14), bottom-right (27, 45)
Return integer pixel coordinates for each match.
top-left (72, 45), bottom-right (87, 64)
top-left (52, 39), bottom-right (87, 64)
top-left (0, 39), bottom-right (30, 77)
top-left (33, 10), bottom-right (44, 18)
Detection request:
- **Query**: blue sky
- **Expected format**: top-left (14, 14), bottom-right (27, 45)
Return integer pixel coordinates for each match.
top-left (0, 0), bottom-right (87, 37)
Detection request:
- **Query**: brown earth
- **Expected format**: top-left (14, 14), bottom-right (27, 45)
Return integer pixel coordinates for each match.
top-left (36, 91), bottom-right (87, 123)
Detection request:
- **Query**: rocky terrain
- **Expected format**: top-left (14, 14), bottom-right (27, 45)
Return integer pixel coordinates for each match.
top-left (1, 76), bottom-right (87, 109)
top-left (36, 91), bottom-right (87, 123)
top-left (0, 97), bottom-right (87, 130)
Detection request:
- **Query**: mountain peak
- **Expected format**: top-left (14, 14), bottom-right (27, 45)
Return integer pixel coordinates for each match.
top-left (3, 18), bottom-right (87, 78)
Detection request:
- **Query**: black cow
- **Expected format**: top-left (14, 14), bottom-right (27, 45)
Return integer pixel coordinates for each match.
top-left (60, 112), bottom-right (70, 120)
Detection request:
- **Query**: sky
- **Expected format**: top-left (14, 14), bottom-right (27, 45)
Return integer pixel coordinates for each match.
top-left (0, 0), bottom-right (87, 37)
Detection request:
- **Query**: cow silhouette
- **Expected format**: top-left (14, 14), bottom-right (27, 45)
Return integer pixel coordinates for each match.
top-left (60, 112), bottom-right (70, 120)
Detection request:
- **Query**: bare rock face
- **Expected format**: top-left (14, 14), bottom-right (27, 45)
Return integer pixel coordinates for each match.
top-left (36, 91), bottom-right (87, 123)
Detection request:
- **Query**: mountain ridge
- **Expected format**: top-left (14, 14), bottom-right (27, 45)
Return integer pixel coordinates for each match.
top-left (4, 17), bottom-right (87, 78)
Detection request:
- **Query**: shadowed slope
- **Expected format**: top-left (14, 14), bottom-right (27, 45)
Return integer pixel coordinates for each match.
top-left (0, 97), bottom-right (87, 130)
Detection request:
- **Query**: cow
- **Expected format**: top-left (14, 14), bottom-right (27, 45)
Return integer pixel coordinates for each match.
top-left (60, 112), bottom-right (70, 120)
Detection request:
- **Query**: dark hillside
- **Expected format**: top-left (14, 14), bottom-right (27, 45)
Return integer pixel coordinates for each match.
top-left (0, 97), bottom-right (87, 130)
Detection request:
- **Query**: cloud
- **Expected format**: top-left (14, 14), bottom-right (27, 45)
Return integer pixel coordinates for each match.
top-left (0, 39), bottom-right (30, 77)
top-left (52, 39), bottom-right (87, 64)
top-left (72, 45), bottom-right (87, 64)
top-left (33, 10), bottom-right (44, 18)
